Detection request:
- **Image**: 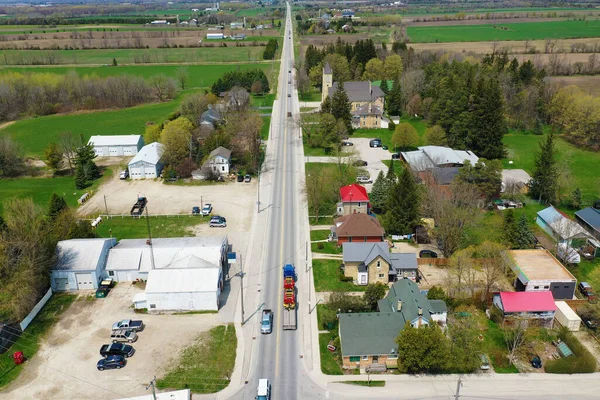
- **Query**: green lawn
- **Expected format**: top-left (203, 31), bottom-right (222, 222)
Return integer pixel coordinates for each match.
top-left (0, 169), bottom-right (112, 214)
top-left (299, 90), bottom-right (322, 102)
top-left (303, 144), bottom-right (329, 157)
top-left (312, 241), bottom-right (342, 254)
top-left (310, 216), bottom-right (335, 226)
top-left (503, 133), bottom-right (600, 204)
top-left (0, 47), bottom-right (266, 66)
top-left (0, 293), bottom-right (77, 389)
top-left (252, 93), bottom-right (276, 108)
top-left (95, 215), bottom-right (206, 240)
top-left (313, 259), bottom-right (367, 292)
top-left (157, 324), bottom-right (236, 394)
top-left (319, 333), bottom-right (344, 375)
top-left (352, 117), bottom-right (428, 151)
top-left (311, 229), bottom-right (331, 241)
top-left (340, 381), bottom-right (386, 387)
top-left (260, 116), bottom-right (271, 140)
top-left (482, 319), bottom-right (519, 373)
top-left (408, 20), bottom-right (600, 43)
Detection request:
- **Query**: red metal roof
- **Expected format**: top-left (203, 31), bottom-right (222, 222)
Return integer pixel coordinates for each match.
top-left (340, 184), bottom-right (369, 202)
top-left (499, 291), bottom-right (557, 313)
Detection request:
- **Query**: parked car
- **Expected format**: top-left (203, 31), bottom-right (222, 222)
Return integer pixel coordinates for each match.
top-left (531, 355), bottom-right (542, 369)
top-left (119, 170), bottom-right (129, 180)
top-left (192, 206), bottom-right (201, 215)
top-left (244, 174), bottom-right (252, 183)
top-left (341, 141), bottom-right (354, 146)
top-left (382, 145), bottom-right (389, 150)
top-left (112, 319), bottom-right (145, 332)
top-left (201, 203), bottom-right (213, 216)
top-left (261, 309), bottom-right (273, 334)
top-left (391, 153), bottom-right (400, 160)
top-left (583, 317), bottom-right (597, 330)
top-left (209, 216), bottom-right (227, 228)
top-left (110, 329), bottom-right (137, 343)
top-left (100, 343), bottom-right (135, 358)
top-left (352, 160), bottom-right (368, 166)
top-left (237, 174), bottom-right (244, 182)
top-left (419, 250), bottom-right (438, 258)
top-left (97, 355), bottom-right (126, 371)
top-left (479, 354), bottom-right (490, 370)
top-left (95, 278), bottom-right (113, 298)
top-left (579, 282), bottom-right (597, 300)
top-left (369, 139), bottom-right (382, 148)
top-left (356, 176), bottom-right (373, 184)
top-left (288, 80), bottom-right (291, 84)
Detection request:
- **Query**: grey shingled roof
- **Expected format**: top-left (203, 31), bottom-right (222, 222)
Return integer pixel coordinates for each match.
top-left (208, 146), bottom-right (231, 160)
top-left (390, 253), bottom-right (418, 270)
top-left (339, 312), bottom-right (405, 356)
top-left (343, 242), bottom-right (389, 264)
top-left (328, 81), bottom-right (384, 103)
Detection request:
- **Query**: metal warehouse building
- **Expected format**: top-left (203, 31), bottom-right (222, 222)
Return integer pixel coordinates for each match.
top-left (50, 238), bottom-right (117, 291)
top-left (88, 135), bottom-right (144, 157)
top-left (128, 142), bottom-right (165, 179)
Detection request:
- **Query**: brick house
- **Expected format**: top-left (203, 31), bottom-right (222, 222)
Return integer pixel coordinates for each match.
top-left (339, 278), bottom-right (447, 369)
top-left (337, 183), bottom-right (369, 216)
top-left (342, 242), bottom-right (419, 285)
top-left (331, 213), bottom-right (384, 245)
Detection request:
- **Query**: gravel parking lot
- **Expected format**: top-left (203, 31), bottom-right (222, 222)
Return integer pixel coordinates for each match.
top-left (3, 283), bottom-right (219, 400)
top-left (79, 175), bottom-right (257, 232)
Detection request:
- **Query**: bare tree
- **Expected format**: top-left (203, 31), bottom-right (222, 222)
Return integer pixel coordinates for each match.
top-left (175, 67), bottom-right (189, 90)
top-left (225, 86), bottom-right (250, 113)
top-left (447, 246), bottom-right (477, 298)
top-left (149, 74), bottom-right (177, 101)
top-left (502, 321), bottom-right (528, 365)
top-left (0, 136), bottom-right (24, 177)
top-left (59, 131), bottom-right (77, 174)
top-left (476, 241), bottom-right (511, 300)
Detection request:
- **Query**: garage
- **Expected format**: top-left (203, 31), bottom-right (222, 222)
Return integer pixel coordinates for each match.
top-left (54, 278), bottom-right (69, 291)
top-left (108, 147), bottom-right (120, 156)
top-left (87, 135), bottom-right (144, 157)
top-left (128, 142), bottom-right (165, 180)
top-left (123, 147), bottom-right (136, 156)
top-left (75, 273), bottom-right (94, 289)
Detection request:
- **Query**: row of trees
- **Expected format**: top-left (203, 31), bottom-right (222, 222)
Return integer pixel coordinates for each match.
top-left (210, 69), bottom-right (270, 96)
top-left (262, 38), bottom-right (278, 60)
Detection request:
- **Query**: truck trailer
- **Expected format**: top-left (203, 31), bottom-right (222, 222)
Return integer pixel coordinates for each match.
top-left (554, 301), bottom-right (581, 331)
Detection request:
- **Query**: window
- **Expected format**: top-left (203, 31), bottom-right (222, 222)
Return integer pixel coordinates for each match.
top-left (544, 286), bottom-right (549, 289)
top-left (349, 356), bottom-right (360, 362)
top-left (534, 286), bottom-right (539, 289)
top-left (362, 355), bottom-right (369, 361)
top-left (377, 261), bottom-right (381, 268)
top-left (108, 271), bottom-right (114, 277)
top-left (221, 166), bottom-right (225, 172)
top-left (150, 304), bottom-right (156, 309)
top-left (379, 273), bottom-right (385, 278)
top-left (564, 285), bottom-right (569, 289)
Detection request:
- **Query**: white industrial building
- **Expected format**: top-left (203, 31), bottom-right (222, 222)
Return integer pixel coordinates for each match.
top-left (88, 135), bottom-right (144, 157)
top-left (206, 33), bottom-right (224, 40)
top-left (105, 236), bottom-right (228, 282)
top-left (128, 142), bottom-right (165, 179)
top-left (50, 238), bottom-right (117, 291)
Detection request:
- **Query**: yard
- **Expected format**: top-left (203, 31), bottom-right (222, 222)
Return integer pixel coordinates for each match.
top-left (310, 229), bottom-right (331, 241)
top-left (352, 117), bottom-right (428, 151)
top-left (481, 319), bottom-right (519, 373)
top-left (312, 259), bottom-right (366, 292)
top-left (311, 241), bottom-right (342, 254)
top-left (157, 324), bottom-right (236, 393)
top-left (319, 333), bottom-right (344, 375)
top-left (95, 215), bottom-right (206, 240)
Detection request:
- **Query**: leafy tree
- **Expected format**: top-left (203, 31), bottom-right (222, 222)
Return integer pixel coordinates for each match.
top-left (380, 79), bottom-right (389, 95)
top-left (44, 142), bottom-right (64, 173)
top-left (455, 159), bottom-right (502, 201)
top-left (52, 208), bottom-right (95, 240)
top-left (0, 136), bottom-right (24, 177)
top-left (387, 120), bottom-right (395, 132)
top-left (424, 125), bottom-right (447, 146)
top-left (384, 54), bottom-right (403, 81)
top-left (530, 133), bottom-right (558, 204)
top-left (369, 171), bottom-right (388, 213)
top-left (426, 286), bottom-right (446, 301)
top-left (392, 122), bottom-right (419, 150)
top-left (48, 193), bottom-right (67, 219)
top-left (384, 167), bottom-right (421, 235)
top-left (387, 79), bottom-right (402, 116)
top-left (447, 310), bottom-right (482, 373)
top-left (144, 123), bottom-right (163, 144)
top-left (396, 324), bottom-right (450, 373)
top-left (160, 117), bottom-right (194, 166)
top-left (570, 188), bottom-right (582, 209)
top-left (362, 58), bottom-right (384, 81)
top-left (323, 53), bottom-right (352, 83)
top-left (363, 282), bottom-right (387, 311)
top-left (74, 164), bottom-right (86, 189)
top-left (330, 83), bottom-right (352, 133)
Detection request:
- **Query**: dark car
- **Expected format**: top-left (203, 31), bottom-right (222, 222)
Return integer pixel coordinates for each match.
top-left (95, 278), bottom-right (114, 298)
top-left (100, 343), bottom-right (135, 358)
top-left (382, 145), bottom-right (389, 150)
top-left (352, 160), bottom-right (368, 167)
top-left (531, 356), bottom-right (542, 369)
top-left (97, 355), bottom-right (126, 371)
top-left (287, 93), bottom-right (291, 97)
top-left (419, 250), bottom-right (438, 258)
top-left (391, 153), bottom-right (400, 160)
top-left (583, 317), bottom-right (597, 330)
top-left (192, 206), bottom-right (201, 215)
top-left (237, 174), bottom-right (244, 182)
top-left (369, 139), bottom-right (382, 148)
top-left (341, 141), bottom-right (353, 146)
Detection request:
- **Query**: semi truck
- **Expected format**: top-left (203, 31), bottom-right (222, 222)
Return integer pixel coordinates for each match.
top-left (282, 264), bottom-right (297, 330)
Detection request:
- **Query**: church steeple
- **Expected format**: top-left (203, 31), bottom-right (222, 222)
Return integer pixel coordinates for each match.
top-left (322, 63), bottom-right (333, 103)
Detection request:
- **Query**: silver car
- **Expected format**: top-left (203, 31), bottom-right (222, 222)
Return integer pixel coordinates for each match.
top-left (209, 216), bottom-right (227, 228)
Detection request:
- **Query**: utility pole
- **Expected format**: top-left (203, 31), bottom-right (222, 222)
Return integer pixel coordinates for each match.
top-left (240, 253), bottom-right (245, 324)
top-left (146, 376), bottom-right (157, 400)
top-left (454, 376), bottom-right (463, 400)
top-left (103, 195), bottom-right (109, 215)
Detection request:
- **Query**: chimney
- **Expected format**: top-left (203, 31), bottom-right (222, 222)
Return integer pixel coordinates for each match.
top-left (418, 306), bottom-right (422, 316)
top-left (397, 300), bottom-right (402, 312)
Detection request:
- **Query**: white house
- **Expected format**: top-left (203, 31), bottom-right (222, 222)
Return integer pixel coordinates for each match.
top-left (50, 238), bottom-right (117, 291)
top-left (204, 146), bottom-right (231, 176)
top-left (88, 135), bottom-right (144, 157)
top-left (128, 142), bottom-right (164, 180)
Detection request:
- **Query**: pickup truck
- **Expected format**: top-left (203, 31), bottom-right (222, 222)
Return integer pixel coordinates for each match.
top-left (100, 343), bottom-right (135, 358)
top-left (110, 329), bottom-right (137, 343)
top-left (112, 319), bottom-right (145, 332)
top-left (130, 197), bottom-right (147, 217)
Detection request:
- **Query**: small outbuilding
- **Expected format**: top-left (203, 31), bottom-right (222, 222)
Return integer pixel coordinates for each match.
top-left (554, 301), bottom-right (581, 331)
top-left (51, 238), bottom-right (117, 291)
top-left (128, 142), bottom-right (165, 180)
top-left (88, 135), bottom-right (144, 157)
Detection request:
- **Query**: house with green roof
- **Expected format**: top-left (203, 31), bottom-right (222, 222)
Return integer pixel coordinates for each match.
top-left (338, 278), bottom-right (447, 370)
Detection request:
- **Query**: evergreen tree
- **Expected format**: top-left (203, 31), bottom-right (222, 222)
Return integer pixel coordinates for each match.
top-left (75, 134), bottom-right (100, 181)
top-left (503, 209), bottom-right (518, 248)
top-left (370, 171), bottom-right (388, 214)
top-left (112, 58), bottom-right (117, 66)
top-left (48, 193), bottom-right (68, 219)
top-left (387, 79), bottom-right (403, 116)
top-left (74, 164), bottom-right (86, 189)
top-left (384, 167), bottom-right (421, 235)
top-left (571, 188), bottom-right (582, 209)
top-left (533, 117), bottom-right (543, 135)
top-left (330, 82), bottom-right (353, 133)
top-left (380, 79), bottom-right (389, 95)
top-left (386, 158), bottom-right (397, 185)
top-left (530, 133), bottom-right (558, 204)
top-left (321, 95), bottom-right (332, 114)
top-left (514, 212), bottom-right (535, 249)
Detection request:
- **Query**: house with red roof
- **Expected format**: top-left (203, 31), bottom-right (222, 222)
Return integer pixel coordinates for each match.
top-left (337, 183), bottom-right (370, 216)
top-left (493, 291), bottom-right (556, 328)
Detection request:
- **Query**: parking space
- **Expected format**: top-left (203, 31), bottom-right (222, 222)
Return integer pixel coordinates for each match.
top-left (78, 175), bottom-right (257, 232)
top-left (3, 283), bottom-right (219, 399)
top-left (351, 138), bottom-right (391, 190)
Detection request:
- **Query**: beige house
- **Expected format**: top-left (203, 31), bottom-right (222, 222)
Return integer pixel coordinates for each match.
top-left (321, 63), bottom-right (385, 129)
top-left (342, 242), bottom-right (419, 285)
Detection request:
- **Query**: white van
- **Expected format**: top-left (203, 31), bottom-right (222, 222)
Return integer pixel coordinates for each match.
top-left (357, 175), bottom-right (372, 184)
top-left (257, 378), bottom-right (271, 400)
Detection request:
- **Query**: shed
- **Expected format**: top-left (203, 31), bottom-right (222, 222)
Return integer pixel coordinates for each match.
top-left (88, 135), bottom-right (144, 157)
top-left (536, 205), bottom-right (589, 243)
top-left (554, 301), bottom-right (581, 331)
top-left (51, 238), bottom-right (117, 291)
top-left (128, 142), bottom-right (165, 180)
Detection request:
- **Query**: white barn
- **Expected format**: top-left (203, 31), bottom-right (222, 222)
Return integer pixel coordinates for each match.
top-left (88, 135), bottom-right (144, 157)
top-left (128, 142), bottom-right (165, 179)
top-left (50, 238), bottom-right (117, 291)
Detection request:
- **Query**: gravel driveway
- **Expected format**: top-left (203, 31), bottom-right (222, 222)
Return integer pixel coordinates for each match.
top-left (3, 283), bottom-right (219, 400)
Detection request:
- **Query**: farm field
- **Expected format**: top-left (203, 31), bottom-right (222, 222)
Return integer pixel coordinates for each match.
top-left (550, 75), bottom-right (600, 96)
top-left (379, 7), bottom-right (597, 17)
top-left (407, 20), bottom-right (600, 43)
top-left (0, 47), bottom-right (266, 65)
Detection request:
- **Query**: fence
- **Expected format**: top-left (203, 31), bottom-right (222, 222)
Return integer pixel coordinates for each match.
top-left (417, 258), bottom-right (448, 266)
top-left (20, 288), bottom-right (53, 331)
